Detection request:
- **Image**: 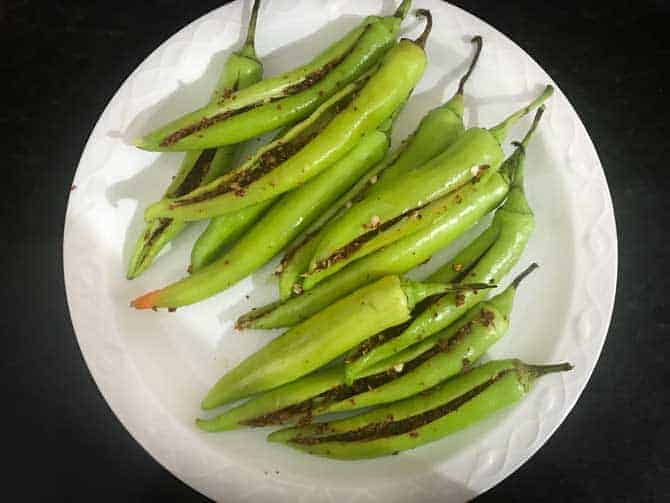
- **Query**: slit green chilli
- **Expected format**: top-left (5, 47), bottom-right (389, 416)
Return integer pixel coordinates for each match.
top-left (135, 0), bottom-right (412, 151)
top-left (126, 0), bottom-right (264, 279)
top-left (276, 35), bottom-right (484, 300)
top-left (195, 265), bottom-right (535, 432)
top-left (131, 122), bottom-right (392, 309)
top-left (200, 276), bottom-right (492, 409)
top-left (188, 125), bottom-right (298, 273)
top-left (346, 106), bottom-right (545, 380)
top-left (268, 359), bottom-right (573, 459)
top-left (235, 105), bottom-right (547, 330)
top-left (302, 86), bottom-right (553, 289)
top-left (188, 101), bottom-right (406, 274)
top-left (141, 11), bottom-right (431, 223)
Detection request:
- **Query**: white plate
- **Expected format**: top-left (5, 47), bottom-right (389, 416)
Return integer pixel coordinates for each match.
top-left (63, 1), bottom-right (617, 501)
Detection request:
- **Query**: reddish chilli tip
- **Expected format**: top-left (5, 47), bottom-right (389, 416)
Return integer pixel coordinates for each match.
top-left (130, 289), bottom-right (163, 310)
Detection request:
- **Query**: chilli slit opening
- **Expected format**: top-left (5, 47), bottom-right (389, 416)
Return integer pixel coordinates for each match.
top-left (276, 232), bottom-right (317, 276)
top-left (345, 323), bottom-right (409, 364)
top-left (159, 27), bottom-right (370, 147)
top-left (240, 399), bottom-right (317, 427)
top-left (171, 149), bottom-right (217, 197)
top-left (450, 232), bottom-right (501, 283)
top-left (291, 369), bottom-right (510, 444)
top-left (243, 312), bottom-right (497, 429)
top-left (141, 217), bottom-right (173, 254)
top-left (342, 312), bottom-right (488, 388)
top-left (170, 91), bottom-right (357, 207)
top-left (313, 203), bottom-right (429, 272)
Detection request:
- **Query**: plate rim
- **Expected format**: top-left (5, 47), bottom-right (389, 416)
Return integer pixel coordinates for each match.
top-left (63, 0), bottom-right (618, 500)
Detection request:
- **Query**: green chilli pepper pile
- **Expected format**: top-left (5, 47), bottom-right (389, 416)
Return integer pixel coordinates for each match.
top-left (125, 0), bottom-right (573, 460)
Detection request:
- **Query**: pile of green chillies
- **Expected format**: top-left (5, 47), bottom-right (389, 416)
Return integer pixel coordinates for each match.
top-left (125, 0), bottom-right (573, 460)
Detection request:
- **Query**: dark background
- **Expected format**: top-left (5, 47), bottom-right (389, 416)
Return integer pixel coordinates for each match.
top-left (2, 0), bottom-right (668, 501)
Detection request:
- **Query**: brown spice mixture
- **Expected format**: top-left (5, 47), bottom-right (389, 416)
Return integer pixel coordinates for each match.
top-left (313, 204), bottom-right (429, 272)
top-left (292, 371), bottom-right (509, 444)
top-left (241, 398), bottom-right (316, 427)
top-left (160, 101), bottom-right (260, 147)
top-left (142, 218), bottom-right (173, 251)
top-left (171, 149), bottom-right (217, 197)
top-left (159, 26), bottom-right (370, 149)
top-left (172, 89), bottom-right (355, 207)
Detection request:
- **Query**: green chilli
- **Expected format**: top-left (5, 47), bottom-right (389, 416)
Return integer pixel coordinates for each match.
top-left (142, 15), bottom-right (431, 222)
top-left (347, 106), bottom-right (545, 377)
top-left (277, 35), bottom-right (484, 299)
top-left (199, 265), bottom-right (533, 432)
top-left (126, 0), bottom-right (264, 279)
top-left (269, 359), bottom-right (572, 459)
top-left (131, 127), bottom-right (391, 309)
top-left (236, 171), bottom-right (508, 329)
top-left (196, 365), bottom-right (345, 432)
top-left (304, 86), bottom-right (553, 289)
top-left (342, 263), bottom-right (537, 388)
top-left (189, 200), bottom-right (273, 273)
top-left (135, 1), bottom-right (412, 151)
top-left (200, 275), bottom-right (484, 409)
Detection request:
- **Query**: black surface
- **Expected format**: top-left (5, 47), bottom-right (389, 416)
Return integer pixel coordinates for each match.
top-left (2, 0), bottom-right (668, 501)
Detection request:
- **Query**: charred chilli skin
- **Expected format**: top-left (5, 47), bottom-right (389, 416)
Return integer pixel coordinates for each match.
top-left (134, 0), bottom-right (413, 152)
top-left (268, 359), bottom-right (573, 459)
top-left (302, 86), bottom-right (553, 290)
top-left (125, 0), bottom-right (264, 279)
top-left (276, 36), bottom-right (485, 300)
top-left (346, 107), bottom-right (546, 379)
top-left (142, 12), bottom-right (431, 223)
top-left (198, 276), bottom-right (492, 409)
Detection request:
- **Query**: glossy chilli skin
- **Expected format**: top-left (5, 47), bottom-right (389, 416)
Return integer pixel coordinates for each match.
top-left (268, 359), bottom-right (573, 460)
top-left (135, 0), bottom-right (412, 151)
top-left (142, 75), bottom-right (373, 222)
top-left (197, 265), bottom-right (533, 432)
top-left (200, 276), bottom-right (475, 409)
top-left (125, 0), bottom-right (264, 279)
top-left (276, 36), bottom-right (484, 299)
top-left (131, 128), bottom-right (391, 309)
top-left (302, 86), bottom-right (553, 290)
top-left (236, 172), bottom-right (508, 329)
top-left (347, 106), bottom-right (545, 378)
top-left (142, 27), bottom-right (430, 223)
top-left (196, 366), bottom-right (345, 432)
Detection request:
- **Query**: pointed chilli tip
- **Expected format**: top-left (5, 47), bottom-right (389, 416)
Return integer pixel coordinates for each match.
top-left (130, 289), bottom-right (162, 310)
top-left (510, 262), bottom-right (539, 289)
top-left (457, 35), bottom-right (484, 95)
top-left (413, 9), bottom-right (433, 48)
top-left (133, 136), bottom-right (148, 149)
